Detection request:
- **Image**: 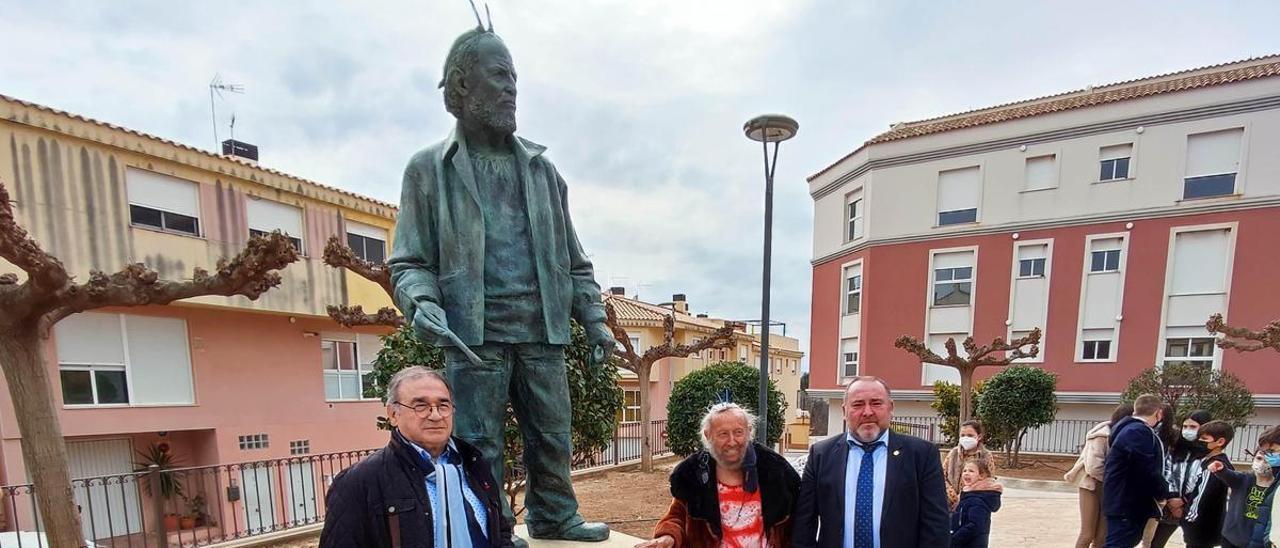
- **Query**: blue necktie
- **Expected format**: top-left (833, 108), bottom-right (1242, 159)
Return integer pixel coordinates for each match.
top-left (853, 441), bottom-right (881, 548)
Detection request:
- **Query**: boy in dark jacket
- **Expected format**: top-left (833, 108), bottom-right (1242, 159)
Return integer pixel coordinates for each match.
top-left (1182, 420), bottom-right (1234, 548)
top-left (950, 459), bottom-right (1002, 548)
top-left (1208, 425), bottom-right (1280, 548)
top-left (1104, 394), bottom-right (1178, 547)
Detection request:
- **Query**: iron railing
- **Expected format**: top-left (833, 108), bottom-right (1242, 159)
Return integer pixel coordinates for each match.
top-left (0, 420), bottom-right (672, 547)
top-left (893, 415), bottom-right (1275, 464)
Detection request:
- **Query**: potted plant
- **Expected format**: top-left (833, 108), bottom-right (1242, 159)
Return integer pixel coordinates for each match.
top-left (134, 443), bottom-right (185, 531)
top-left (183, 494), bottom-right (208, 529)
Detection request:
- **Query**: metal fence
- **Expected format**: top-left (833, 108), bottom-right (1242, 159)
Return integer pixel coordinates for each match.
top-left (894, 415), bottom-right (1275, 464)
top-left (0, 421), bottom-right (671, 547)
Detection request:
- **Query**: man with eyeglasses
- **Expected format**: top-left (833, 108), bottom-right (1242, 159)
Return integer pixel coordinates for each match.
top-left (321, 366), bottom-right (512, 548)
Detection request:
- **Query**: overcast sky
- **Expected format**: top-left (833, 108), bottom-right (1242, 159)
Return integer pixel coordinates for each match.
top-left (3, 1), bottom-right (1278, 371)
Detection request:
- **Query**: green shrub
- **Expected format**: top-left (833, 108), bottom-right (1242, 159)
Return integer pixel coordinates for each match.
top-left (665, 361), bottom-right (787, 456)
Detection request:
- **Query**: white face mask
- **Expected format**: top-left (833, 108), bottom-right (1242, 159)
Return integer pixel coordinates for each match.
top-left (1182, 428), bottom-right (1198, 441)
top-left (958, 436), bottom-right (979, 451)
top-left (1253, 459), bottom-right (1273, 477)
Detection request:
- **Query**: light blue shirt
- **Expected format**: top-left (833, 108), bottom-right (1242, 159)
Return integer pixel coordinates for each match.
top-left (843, 429), bottom-right (888, 548)
top-left (406, 438), bottom-right (489, 538)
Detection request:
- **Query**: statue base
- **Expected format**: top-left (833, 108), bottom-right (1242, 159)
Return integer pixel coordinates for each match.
top-left (515, 525), bottom-right (642, 548)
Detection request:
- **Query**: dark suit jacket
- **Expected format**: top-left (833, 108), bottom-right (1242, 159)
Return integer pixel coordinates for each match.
top-left (792, 431), bottom-right (949, 548)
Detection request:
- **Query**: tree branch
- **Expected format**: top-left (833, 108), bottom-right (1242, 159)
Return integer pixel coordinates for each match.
top-left (604, 302), bottom-right (640, 369)
top-left (46, 231), bottom-right (300, 325)
top-left (894, 328), bottom-right (1041, 369)
top-left (323, 236), bottom-right (391, 294)
top-left (327, 304), bottom-right (405, 327)
top-left (0, 181), bottom-right (71, 297)
top-left (1207, 313), bottom-right (1280, 354)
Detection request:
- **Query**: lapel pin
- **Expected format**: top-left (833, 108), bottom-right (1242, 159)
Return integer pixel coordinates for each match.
top-left (892, 450), bottom-right (900, 456)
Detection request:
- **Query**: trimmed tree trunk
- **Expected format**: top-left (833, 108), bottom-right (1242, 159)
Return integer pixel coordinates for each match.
top-left (637, 364), bottom-right (653, 473)
top-left (958, 366), bottom-right (976, 423)
top-left (0, 326), bottom-right (84, 548)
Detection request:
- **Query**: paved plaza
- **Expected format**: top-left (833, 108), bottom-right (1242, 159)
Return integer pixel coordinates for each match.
top-left (992, 487), bottom-right (1185, 548)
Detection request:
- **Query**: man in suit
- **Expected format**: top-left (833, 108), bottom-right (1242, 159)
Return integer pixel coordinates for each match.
top-left (793, 376), bottom-right (950, 548)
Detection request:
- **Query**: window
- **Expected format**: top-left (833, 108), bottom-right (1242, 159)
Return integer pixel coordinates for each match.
top-left (1018, 257), bottom-right (1046, 278)
top-left (719, 349), bottom-right (726, 361)
top-left (126, 169), bottom-right (201, 236)
top-left (937, 166), bottom-right (980, 226)
top-left (55, 313), bottom-right (195, 406)
top-left (621, 390), bottom-right (641, 423)
top-left (246, 198), bottom-right (304, 252)
top-left (322, 336), bottom-right (379, 401)
top-left (1099, 144), bottom-right (1133, 181)
top-left (843, 265), bottom-right (862, 315)
top-left (739, 346), bottom-right (748, 362)
top-left (691, 337), bottom-right (703, 359)
top-left (841, 338), bottom-right (859, 377)
top-left (932, 251), bottom-right (974, 307)
top-left (1080, 328), bottom-right (1114, 361)
top-left (1163, 337), bottom-right (1215, 371)
top-left (238, 434), bottom-right (269, 451)
top-left (1184, 128), bottom-right (1243, 199)
top-left (290, 440), bottom-right (311, 455)
top-left (346, 221), bottom-right (388, 264)
top-left (1024, 155), bottom-right (1057, 191)
top-left (630, 336), bottom-right (641, 352)
top-left (1089, 238), bottom-right (1123, 273)
top-left (846, 190), bottom-right (864, 241)
top-left (1170, 229), bottom-right (1231, 295)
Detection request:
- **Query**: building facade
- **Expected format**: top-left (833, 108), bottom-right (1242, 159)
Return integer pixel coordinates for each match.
top-left (805, 56), bottom-right (1280, 435)
top-left (604, 291), bottom-right (805, 423)
top-left (0, 94), bottom-right (396, 539)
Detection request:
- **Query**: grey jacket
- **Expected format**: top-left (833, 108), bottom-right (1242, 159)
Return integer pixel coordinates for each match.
top-left (387, 126), bottom-right (606, 346)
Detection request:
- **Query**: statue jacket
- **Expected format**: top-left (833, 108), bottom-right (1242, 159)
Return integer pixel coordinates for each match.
top-left (387, 125), bottom-right (606, 346)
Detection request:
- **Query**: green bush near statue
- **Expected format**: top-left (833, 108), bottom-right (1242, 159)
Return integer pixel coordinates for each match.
top-left (665, 361), bottom-right (787, 456)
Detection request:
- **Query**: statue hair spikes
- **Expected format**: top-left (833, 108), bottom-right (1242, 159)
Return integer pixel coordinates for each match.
top-left (439, 1), bottom-right (503, 117)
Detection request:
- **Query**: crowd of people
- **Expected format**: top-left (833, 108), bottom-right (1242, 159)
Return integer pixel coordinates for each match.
top-left (316, 368), bottom-right (1278, 548)
top-left (1068, 393), bottom-right (1280, 548)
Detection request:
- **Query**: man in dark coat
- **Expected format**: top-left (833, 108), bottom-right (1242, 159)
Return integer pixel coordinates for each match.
top-left (1103, 393), bottom-right (1179, 547)
top-left (320, 367), bottom-right (512, 548)
top-left (792, 376), bottom-right (950, 548)
top-left (637, 403), bottom-right (800, 548)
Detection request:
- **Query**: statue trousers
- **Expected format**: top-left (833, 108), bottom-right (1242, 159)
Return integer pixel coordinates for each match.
top-left (444, 342), bottom-right (584, 536)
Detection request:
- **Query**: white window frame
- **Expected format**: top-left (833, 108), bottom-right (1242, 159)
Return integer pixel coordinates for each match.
top-left (935, 165), bottom-right (983, 227)
top-left (322, 337), bottom-right (377, 402)
top-left (1022, 154), bottom-right (1059, 192)
top-left (1098, 143), bottom-right (1135, 182)
top-left (1181, 127), bottom-right (1247, 201)
top-left (930, 249), bottom-right (976, 308)
top-left (1161, 337), bottom-right (1217, 371)
top-left (125, 168), bottom-right (203, 237)
top-left (1075, 233), bottom-right (1129, 364)
top-left (622, 389), bottom-right (641, 423)
top-left (1080, 332), bottom-right (1114, 362)
top-left (1007, 239), bottom-right (1053, 364)
top-left (843, 265), bottom-right (862, 316)
top-left (57, 313), bottom-right (197, 408)
top-left (345, 221), bottom-right (388, 264)
top-left (246, 197), bottom-right (305, 253)
top-left (1154, 222), bottom-right (1237, 371)
top-left (841, 339), bottom-right (860, 379)
top-left (922, 246), bottom-right (978, 386)
top-left (845, 189), bottom-right (865, 242)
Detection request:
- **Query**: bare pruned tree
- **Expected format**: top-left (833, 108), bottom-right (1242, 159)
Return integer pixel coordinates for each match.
top-left (893, 329), bottom-right (1041, 423)
top-left (604, 301), bottom-right (736, 472)
top-left (322, 236), bottom-right (403, 328)
top-left (1207, 313), bottom-right (1280, 354)
top-left (0, 180), bottom-right (299, 547)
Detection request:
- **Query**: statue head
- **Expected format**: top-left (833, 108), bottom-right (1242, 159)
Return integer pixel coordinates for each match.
top-left (439, 29), bottom-right (518, 136)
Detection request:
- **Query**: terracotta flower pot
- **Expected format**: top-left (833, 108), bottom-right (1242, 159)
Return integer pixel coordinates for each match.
top-left (162, 513), bottom-right (180, 531)
top-left (179, 516), bottom-right (197, 529)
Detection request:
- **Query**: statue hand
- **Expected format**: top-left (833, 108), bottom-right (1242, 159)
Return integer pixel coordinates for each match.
top-left (412, 301), bottom-right (450, 338)
top-left (585, 322), bottom-right (615, 366)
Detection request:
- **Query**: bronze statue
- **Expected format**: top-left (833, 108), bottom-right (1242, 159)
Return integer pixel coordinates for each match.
top-left (387, 19), bottom-right (613, 545)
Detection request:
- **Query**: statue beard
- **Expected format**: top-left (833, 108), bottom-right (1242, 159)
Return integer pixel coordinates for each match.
top-left (464, 98), bottom-right (517, 136)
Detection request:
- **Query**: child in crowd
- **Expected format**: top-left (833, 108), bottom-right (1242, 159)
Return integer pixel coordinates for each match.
top-left (1181, 420), bottom-right (1234, 548)
top-left (950, 458), bottom-right (1003, 548)
top-left (944, 420), bottom-right (993, 509)
top-left (1209, 425), bottom-right (1280, 548)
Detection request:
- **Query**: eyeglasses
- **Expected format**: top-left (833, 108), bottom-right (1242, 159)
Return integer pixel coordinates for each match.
top-left (393, 401), bottom-right (454, 418)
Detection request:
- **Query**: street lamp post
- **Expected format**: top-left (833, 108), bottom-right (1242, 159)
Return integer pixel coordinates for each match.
top-left (743, 114), bottom-right (798, 443)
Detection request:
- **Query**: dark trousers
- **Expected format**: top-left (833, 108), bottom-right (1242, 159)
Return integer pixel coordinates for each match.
top-left (1104, 515), bottom-right (1148, 547)
top-left (445, 343), bottom-right (584, 536)
top-left (1148, 520), bottom-right (1178, 547)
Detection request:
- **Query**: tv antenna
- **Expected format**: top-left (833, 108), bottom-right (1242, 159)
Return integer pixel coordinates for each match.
top-left (209, 74), bottom-right (244, 150)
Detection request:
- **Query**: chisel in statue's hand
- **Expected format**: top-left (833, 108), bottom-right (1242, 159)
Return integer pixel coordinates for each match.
top-left (439, 328), bottom-right (485, 368)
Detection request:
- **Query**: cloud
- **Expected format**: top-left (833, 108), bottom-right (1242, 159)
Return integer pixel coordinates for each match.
top-left (3, 0), bottom-right (1278, 372)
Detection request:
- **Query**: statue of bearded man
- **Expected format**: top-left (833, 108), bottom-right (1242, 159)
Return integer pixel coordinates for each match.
top-left (388, 26), bottom-right (613, 545)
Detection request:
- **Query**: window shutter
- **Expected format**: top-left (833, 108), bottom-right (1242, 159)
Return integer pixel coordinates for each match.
top-left (125, 315), bottom-right (195, 405)
top-left (1171, 229), bottom-right (1231, 294)
top-left (937, 166), bottom-right (980, 213)
top-left (126, 169), bottom-right (200, 217)
top-left (55, 312), bottom-right (126, 365)
top-left (933, 250), bottom-right (974, 270)
top-left (346, 220), bottom-right (388, 241)
top-left (247, 199), bottom-right (305, 236)
top-left (1186, 128), bottom-right (1243, 177)
top-left (1024, 156), bottom-right (1056, 190)
top-left (1099, 144), bottom-right (1133, 161)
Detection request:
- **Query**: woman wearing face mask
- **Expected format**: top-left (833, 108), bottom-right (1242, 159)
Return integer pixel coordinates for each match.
top-left (944, 420), bottom-right (992, 510)
top-left (1065, 402), bottom-right (1133, 548)
top-left (1208, 425), bottom-right (1280, 548)
top-left (1142, 409), bottom-right (1213, 547)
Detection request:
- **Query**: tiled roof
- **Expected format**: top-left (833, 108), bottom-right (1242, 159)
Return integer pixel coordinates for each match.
top-left (603, 294), bottom-right (729, 331)
top-left (810, 54), bottom-right (1280, 181)
top-left (1, 93), bottom-right (398, 211)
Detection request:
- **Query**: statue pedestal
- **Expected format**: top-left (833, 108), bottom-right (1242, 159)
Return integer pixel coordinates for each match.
top-left (515, 525), bottom-right (643, 548)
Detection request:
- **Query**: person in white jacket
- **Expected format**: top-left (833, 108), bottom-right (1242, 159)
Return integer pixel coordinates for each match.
top-left (1065, 403), bottom-right (1134, 548)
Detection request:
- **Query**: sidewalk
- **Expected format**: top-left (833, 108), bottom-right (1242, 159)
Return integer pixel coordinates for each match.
top-left (993, 487), bottom-right (1185, 547)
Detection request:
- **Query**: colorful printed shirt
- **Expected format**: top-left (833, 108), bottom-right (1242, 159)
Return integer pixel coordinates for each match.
top-left (718, 482), bottom-right (766, 548)
top-left (1246, 484), bottom-right (1268, 520)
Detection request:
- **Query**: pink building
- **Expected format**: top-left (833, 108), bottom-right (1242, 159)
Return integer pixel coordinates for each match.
top-left (0, 94), bottom-right (395, 541)
top-left (804, 56), bottom-right (1280, 436)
